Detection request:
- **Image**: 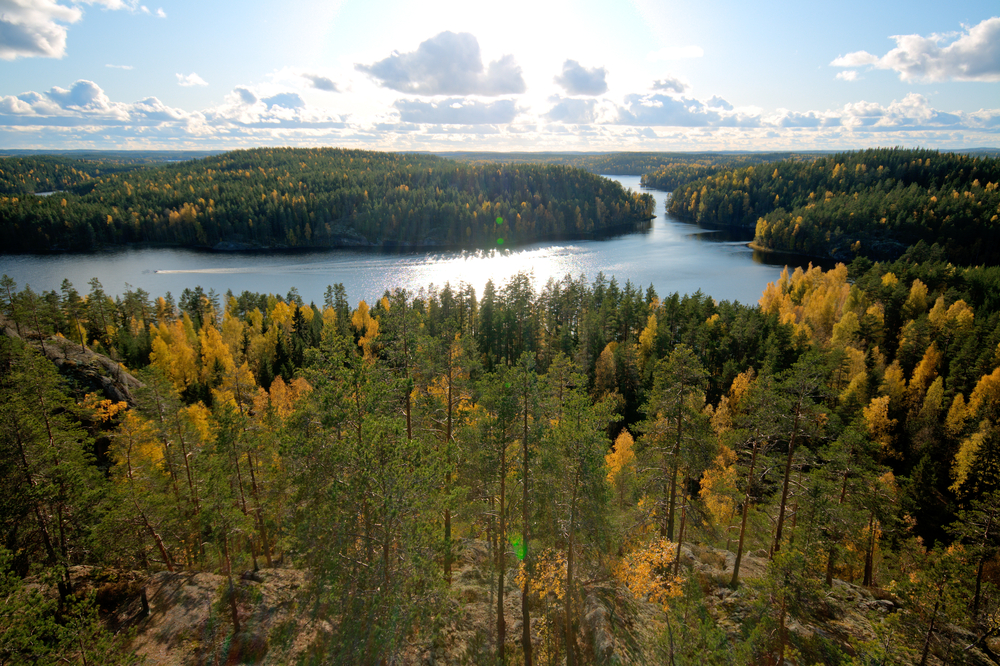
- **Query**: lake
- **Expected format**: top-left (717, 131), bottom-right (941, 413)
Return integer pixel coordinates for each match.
top-left (0, 176), bottom-right (818, 307)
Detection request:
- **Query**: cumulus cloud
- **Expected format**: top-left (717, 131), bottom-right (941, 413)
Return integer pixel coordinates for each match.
top-left (647, 45), bottom-right (704, 61)
top-left (651, 77), bottom-right (689, 94)
top-left (303, 73), bottom-right (338, 92)
top-left (554, 60), bottom-right (608, 96)
top-left (831, 16), bottom-right (1000, 82)
top-left (356, 31), bottom-right (525, 96)
top-left (0, 0), bottom-right (153, 60)
top-left (617, 94), bottom-right (718, 126)
top-left (2, 78), bottom-right (998, 150)
top-left (836, 70), bottom-right (858, 81)
top-left (261, 92), bottom-right (304, 109)
top-left (176, 72), bottom-right (208, 87)
top-left (0, 0), bottom-right (82, 60)
top-left (546, 97), bottom-right (598, 123)
top-left (233, 87), bottom-right (257, 105)
top-left (394, 98), bottom-right (518, 124)
top-left (706, 96), bottom-right (733, 111)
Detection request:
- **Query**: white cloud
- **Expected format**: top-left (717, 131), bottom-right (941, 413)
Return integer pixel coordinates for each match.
top-left (176, 72), bottom-right (208, 87)
top-left (1, 78), bottom-right (998, 151)
top-left (647, 45), bottom-right (704, 61)
top-left (155, 7), bottom-right (164, 17)
top-left (261, 92), bottom-right (304, 109)
top-left (105, 63), bottom-right (132, 69)
top-left (836, 70), bottom-right (858, 82)
top-left (554, 60), bottom-right (608, 96)
top-left (831, 16), bottom-right (1000, 82)
top-left (706, 96), bottom-right (734, 111)
top-left (0, 0), bottom-right (154, 60)
top-left (0, 0), bottom-right (82, 60)
top-left (394, 98), bottom-right (519, 124)
top-left (545, 97), bottom-right (599, 123)
top-left (302, 73), bottom-right (338, 92)
top-left (356, 31), bottom-right (525, 96)
top-left (651, 77), bottom-right (689, 94)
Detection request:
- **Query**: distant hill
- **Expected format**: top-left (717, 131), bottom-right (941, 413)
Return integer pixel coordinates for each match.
top-left (666, 147), bottom-right (1000, 264)
top-left (0, 147), bottom-right (654, 253)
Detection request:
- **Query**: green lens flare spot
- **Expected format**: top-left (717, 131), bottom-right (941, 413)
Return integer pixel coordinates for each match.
top-left (497, 238), bottom-right (504, 245)
top-left (510, 534), bottom-right (525, 561)
top-left (496, 216), bottom-right (503, 225)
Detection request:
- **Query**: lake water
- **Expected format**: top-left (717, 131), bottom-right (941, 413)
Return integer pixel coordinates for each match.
top-left (0, 176), bottom-right (814, 307)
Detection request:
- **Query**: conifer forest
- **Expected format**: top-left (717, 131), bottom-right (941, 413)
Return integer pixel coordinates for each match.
top-left (2, 147), bottom-right (1000, 665)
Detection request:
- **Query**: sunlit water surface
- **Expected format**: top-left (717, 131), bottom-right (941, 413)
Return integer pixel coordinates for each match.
top-left (0, 176), bottom-right (814, 306)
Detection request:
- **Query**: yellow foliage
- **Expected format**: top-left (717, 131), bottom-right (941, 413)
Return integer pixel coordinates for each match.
top-left (270, 300), bottom-right (295, 332)
top-left (881, 272), bottom-right (899, 288)
top-left (263, 375), bottom-right (313, 419)
top-left (918, 376), bottom-right (944, 421)
top-left (220, 307), bottom-right (245, 357)
top-left (212, 361), bottom-right (257, 411)
top-left (321, 306), bottom-right (337, 332)
top-left (831, 311), bottom-right (860, 348)
top-left (198, 324), bottom-right (235, 384)
top-left (149, 319), bottom-right (199, 391)
top-left (638, 313), bottom-right (657, 367)
top-left (946, 393), bottom-right (969, 438)
top-left (517, 548), bottom-right (566, 602)
top-left (81, 392), bottom-right (128, 423)
top-left (908, 343), bottom-right (942, 406)
top-left (951, 420), bottom-right (991, 492)
top-left (968, 366), bottom-right (1000, 416)
top-left (594, 342), bottom-right (619, 396)
top-left (700, 446), bottom-right (739, 526)
top-left (840, 371), bottom-right (868, 407)
top-left (928, 296), bottom-right (948, 330)
top-left (903, 279), bottom-right (928, 318)
top-left (614, 539), bottom-right (684, 611)
top-left (864, 395), bottom-right (897, 452)
top-left (729, 367), bottom-right (756, 408)
top-left (880, 361), bottom-right (906, 408)
top-left (351, 300), bottom-right (380, 359)
top-left (710, 395), bottom-right (732, 436)
top-left (182, 403), bottom-right (214, 444)
top-left (606, 429), bottom-right (636, 487)
top-left (946, 300), bottom-right (975, 331)
top-left (110, 410), bottom-right (163, 471)
top-left (758, 263), bottom-right (850, 344)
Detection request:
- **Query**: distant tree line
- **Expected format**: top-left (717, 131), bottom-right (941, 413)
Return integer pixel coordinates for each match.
top-left (0, 148), bottom-right (654, 252)
top-left (665, 147), bottom-right (1000, 264)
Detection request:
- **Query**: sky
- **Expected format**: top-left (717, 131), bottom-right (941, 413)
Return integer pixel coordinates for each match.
top-left (0, 0), bottom-right (998, 151)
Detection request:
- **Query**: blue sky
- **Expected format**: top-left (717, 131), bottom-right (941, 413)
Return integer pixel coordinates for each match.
top-left (0, 0), bottom-right (997, 151)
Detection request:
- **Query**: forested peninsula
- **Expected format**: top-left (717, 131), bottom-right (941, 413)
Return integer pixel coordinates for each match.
top-left (665, 148), bottom-right (1000, 264)
top-left (4, 246), bottom-right (1000, 663)
top-left (0, 148), bottom-right (654, 253)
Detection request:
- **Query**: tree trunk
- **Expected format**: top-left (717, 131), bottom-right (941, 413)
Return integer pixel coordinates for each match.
top-left (731, 444), bottom-right (758, 588)
top-left (863, 512), bottom-right (876, 587)
top-left (772, 402), bottom-right (801, 557)
top-left (497, 456), bottom-right (506, 663)
top-left (674, 496), bottom-right (687, 577)
top-left (521, 365), bottom-right (533, 666)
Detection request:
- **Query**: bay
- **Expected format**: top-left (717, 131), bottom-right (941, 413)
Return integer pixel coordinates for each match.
top-left (0, 176), bottom-right (818, 306)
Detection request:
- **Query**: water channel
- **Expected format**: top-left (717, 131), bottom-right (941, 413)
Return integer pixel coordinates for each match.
top-left (0, 176), bottom-right (819, 306)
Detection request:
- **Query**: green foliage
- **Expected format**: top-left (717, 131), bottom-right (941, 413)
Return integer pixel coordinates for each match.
top-left (0, 148), bottom-right (654, 252)
top-left (0, 547), bottom-right (142, 665)
top-left (667, 148), bottom-right (1000, 264)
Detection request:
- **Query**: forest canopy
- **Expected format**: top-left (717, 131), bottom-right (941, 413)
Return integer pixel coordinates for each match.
top-left (2, 248), bottom-right (1000, 663)
top-left (665, 147), bottom-right (1000, 265)
top-left (0, 148), bottom-right (654, 253)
